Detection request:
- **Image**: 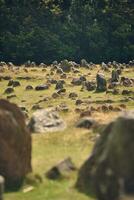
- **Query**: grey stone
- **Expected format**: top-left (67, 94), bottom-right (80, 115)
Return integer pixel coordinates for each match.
top-left (25, 85), bottom-right (33, 90)
top-left (96, 73), bottom-right (107, 92)
top-left (4, 87), bottom-right (14, 94)
top-left (55, 80), bottom-right (64, 90)
top-left (35, 85), bottom-right (49, 91)
top-left (71, 78), bottom-right (82, 86)
top-left (60, 60), bottom-right (72, 72)
top-left (76, 117), bottom-right (97, 129)
top-left (45, 157), bottom-right (76, 180)
top-left (28, 108), bottom-right (66, 133)
top-left (111, 70), bottom-right (119, 82)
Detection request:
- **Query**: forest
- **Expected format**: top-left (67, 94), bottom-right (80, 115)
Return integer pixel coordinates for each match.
top-left (0, 0), bottom-right (133, 64)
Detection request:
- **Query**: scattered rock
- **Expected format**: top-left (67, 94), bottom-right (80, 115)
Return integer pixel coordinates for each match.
top-left (25, 85), bottom-right (33, 90)
top-left (52, 92), bottom-right (60, 98)
top-left (57, 88), bottom-right (66, 94)
top-left (75, 99), bottom-right (83, 105)
top-left (69, 92), bottom-right (78, 98)
top-left (60, 60), bottom-right (72, 72)
top-left (46, 157), bottom-right (76, 180)
top-left (96, 73), bottom-right (107, 92)
top-left (76, 117), bottom-right (97, 129)
top-left (55, 80), bottom-right (64, 90)
top-left (31, 104), bottom-right (42, 110)
top-left (35, 85), bottom-right (49, 91)
top-left (4, 87), bottom-right (14, 94)
top-left (122, 90), bottom-right (133, 95)
top-left (6, 94), bottom-right (16, 99)
top-left (28, 108), bottom-right (66, 133)
top-left (71, 78), bottom-right (82, 86)
top-left (12, 81), bottom-right (21, 87)
top-left (111, 70), bottom-right (120, 82)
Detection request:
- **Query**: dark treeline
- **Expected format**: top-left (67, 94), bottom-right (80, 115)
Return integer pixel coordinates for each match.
top-left (0, 0), bottom-right (134, 64)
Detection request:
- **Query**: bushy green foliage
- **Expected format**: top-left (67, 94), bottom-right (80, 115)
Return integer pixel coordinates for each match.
top-left (0, 0), bottom-right (133, 64)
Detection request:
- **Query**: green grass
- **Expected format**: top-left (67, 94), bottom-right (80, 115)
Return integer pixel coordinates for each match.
top-left (0, 66), bottom-right (133, 200)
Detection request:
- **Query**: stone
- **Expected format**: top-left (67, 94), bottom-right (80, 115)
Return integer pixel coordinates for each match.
top-left (122, 90), bottom-right (133, 95)
top-left (4, 87), bottom-right (14, 94)
top-left (12, 81), bottom-right (21, 87)
top-left (101, 62), bottom-right (109, 71)
top-left (80, 76), bottom-right (86, 82)
top-left (56, 67), bottom-right (64, 74)
top-left (7, 80), bottom-right (14, 86)
top-left (121, 77), bottom-right (133, 87)
top-left (96, 73), bottom-right (107, 92)
top-left (60, 73), bottom-right (67, 79)
top-left (45, 157), bottom-right (76, 180)
top-left (31, 62), bottom-right (36, 67)
top-left (25, 60), bottom-right (31, 67)
top-left (111, 70), bottom-right (119, 82)
top-left (76, 111), bottom-right (134, 200)
top-left (49, 79), bottom-right (57, 84)
top-left (57, 88), bottom-right (66, 94)
top-left (6, 94), bottom-right (16, 99)
top-left (55, 80), bottom-right (64, 90)
top-left (52, 92), bottom-right (60, 98)
top-left (81, 59), bottom-right (90, 68)
top-left (71, 78), bottom-right (82, 86)
top-left (82, 81), bottom-right (96, 91)
top-left (60, 60), bottom-right (72, 72)
top-left (0, 99), bottom-right (31, 189)
top-left (3, 76), bottom-right (12, 80)
top-left (75, 99), bottom-right (83, 105)
top-left (112, 89), bottom-right (120, 95)
top-left (80, 110), bottom-right (91, 118)
top-left (31, 104), bottom-right (42, 110)
top-left (76, 117), bottom-right (97, 129)
top-left (28, 108), bottom-right (66, 133)
top-left (69, 92), bottom-right (78, 98)
top-left (35, 85), bottom-right (49, 91)
top-left (56, 103), bottom-right (69, 112)
top-left (25, 85), bottom-right (33, 90)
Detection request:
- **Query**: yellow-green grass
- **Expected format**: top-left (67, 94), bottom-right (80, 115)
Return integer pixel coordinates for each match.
top-left (0, 66), bottom-right (133, 200)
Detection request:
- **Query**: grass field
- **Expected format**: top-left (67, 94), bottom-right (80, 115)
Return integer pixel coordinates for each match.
top-left (0, 65), bottom-right (133, 200)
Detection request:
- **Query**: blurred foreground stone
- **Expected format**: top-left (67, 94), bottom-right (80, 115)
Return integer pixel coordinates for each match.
top-left (0, 99), bottom-right (32, 189)
top-left (76, 110), bottom-right (134, 200)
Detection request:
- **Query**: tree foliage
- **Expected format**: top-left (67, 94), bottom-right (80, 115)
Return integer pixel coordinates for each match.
top-left (0, 0), bottom-right (133, 64)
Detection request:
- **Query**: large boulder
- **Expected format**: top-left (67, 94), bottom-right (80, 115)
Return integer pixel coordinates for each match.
top-left (76, 111), bottom-right (134, 200)
top-left (0, 99), bottom-right (32, 189)
top-left (28, 108), bottom-right (66, 133)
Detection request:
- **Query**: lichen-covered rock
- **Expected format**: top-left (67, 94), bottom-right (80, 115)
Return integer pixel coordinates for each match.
top-left (76, 111), bottom-right (134, 200)
top-left (0, 99), bottom-right (32, 189)
top-left (28, 108), bottom-right (66, 133)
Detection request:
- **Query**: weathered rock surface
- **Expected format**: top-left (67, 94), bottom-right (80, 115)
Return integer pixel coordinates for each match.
top-left (76, 111), bottom-right (134, 200)
top-left (46, 157), bottom-right (76, 180)
top-left (28, 108), bottom-right (66, 133)
top-left (96, 73), bottom-right (107, 92)
top-left (76, 117), bottom-right (97, 129)
top-left (35, 84), bottom-right (49, 91)
top-left (0, 99), bottom-right (32, 189)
